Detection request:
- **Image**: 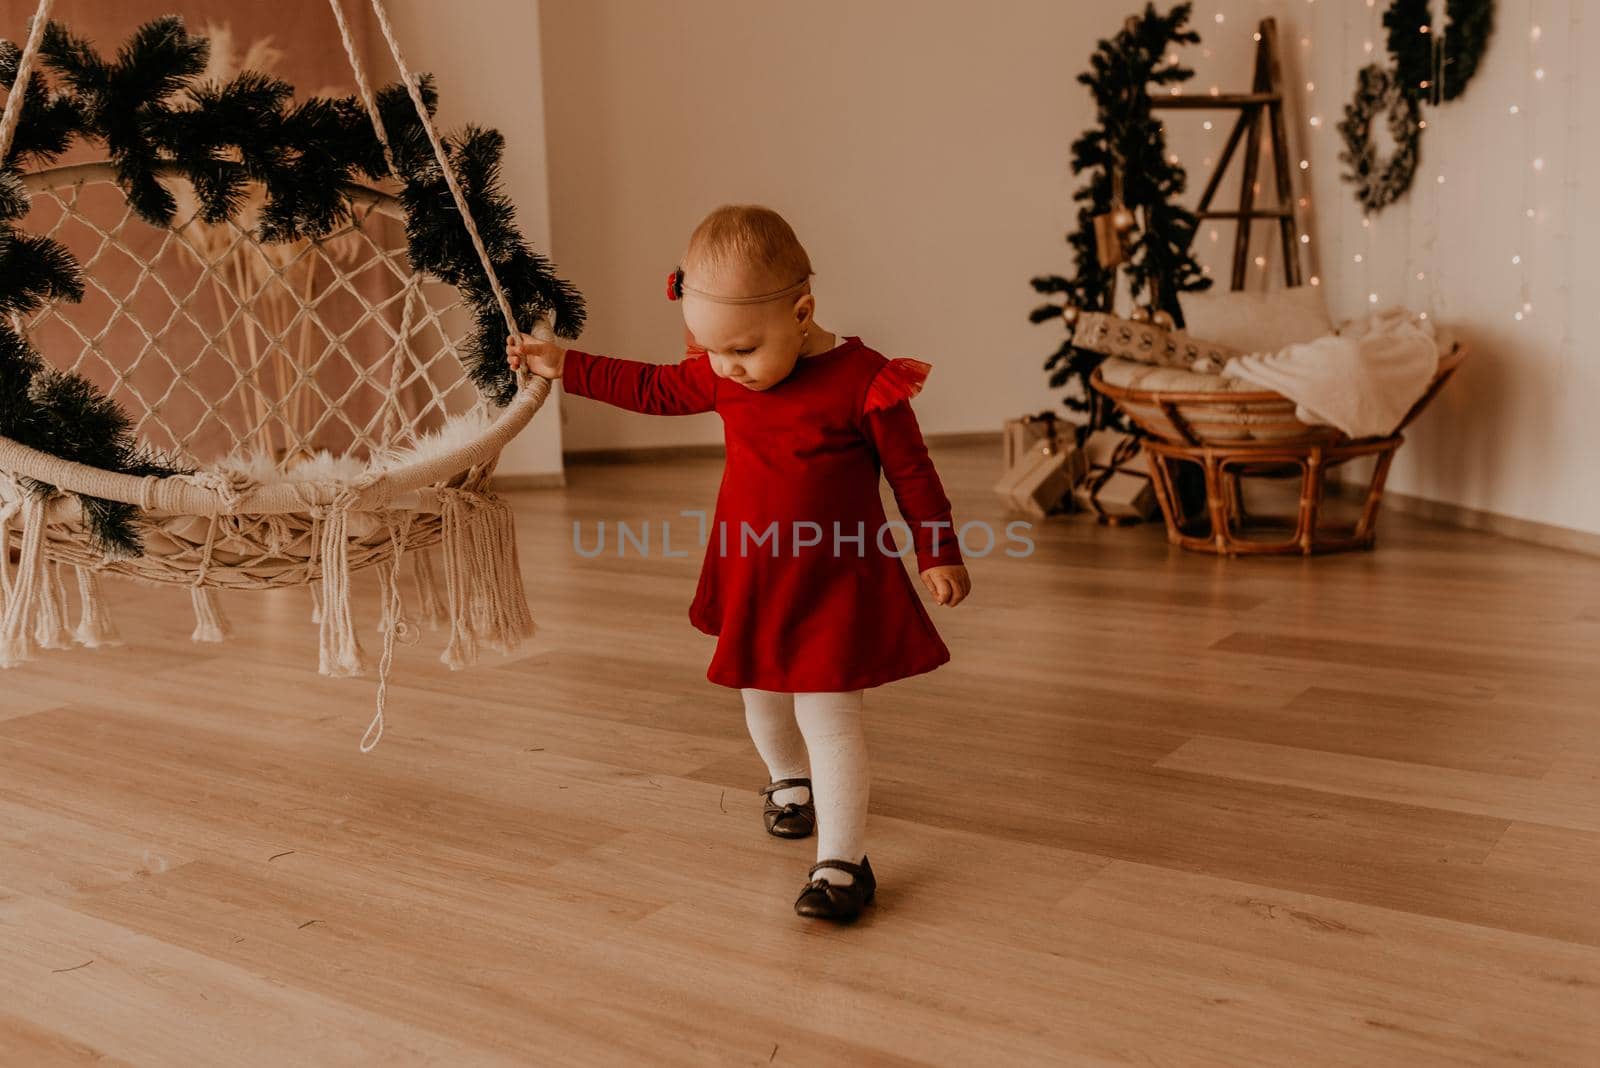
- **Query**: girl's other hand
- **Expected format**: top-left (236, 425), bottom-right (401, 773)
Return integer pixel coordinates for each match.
top-left (920, 564), bottom-right (971, 607)
top-left (505, 332), bottom-right (567, 380)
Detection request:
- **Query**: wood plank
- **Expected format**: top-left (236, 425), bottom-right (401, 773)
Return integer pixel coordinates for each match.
top-left (1156, 736), bottom-right (1600, 833)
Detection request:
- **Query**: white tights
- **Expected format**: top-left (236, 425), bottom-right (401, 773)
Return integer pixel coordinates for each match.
top-left (741, 688), bottom-right (868, 887)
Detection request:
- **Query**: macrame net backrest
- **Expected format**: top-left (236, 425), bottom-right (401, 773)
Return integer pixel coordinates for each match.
top-left (19, 163), bottom-right (483, 468)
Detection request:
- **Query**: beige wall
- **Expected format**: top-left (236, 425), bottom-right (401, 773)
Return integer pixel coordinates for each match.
top-left (538, 0), bottom-right (1600, 538)
top-left (538, 0), bottom-right (1161, 455)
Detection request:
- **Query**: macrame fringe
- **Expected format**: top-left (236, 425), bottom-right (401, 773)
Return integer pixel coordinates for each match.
top-left (309, 579), bottom-right (324, 624)
top-left (316, 500), bottom-right (365, 677)
top-left (190, 586), bottom-right (232, 643)
top-left (72, 566), bottom-right (122, 648)
top-left (33, 562), bottom-right (71, 651)
top-left (437, 490), bottom-right (535, 670)
top-left (0, 495), bottom-right (44, 668)
top-left (411, 546), bottom-right (444, 628)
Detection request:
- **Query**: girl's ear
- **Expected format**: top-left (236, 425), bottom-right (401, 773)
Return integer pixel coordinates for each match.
top-left (793, 293), bottom-right (815, 327)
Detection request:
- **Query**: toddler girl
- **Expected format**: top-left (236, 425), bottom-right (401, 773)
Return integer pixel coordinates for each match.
top-left (507, 205), bottom-right (970, 923)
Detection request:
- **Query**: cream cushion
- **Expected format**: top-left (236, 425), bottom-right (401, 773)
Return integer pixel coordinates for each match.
top-left (1096, 357), bottom-right (1316, 443)
top-left (1179, 286), bottom-right (1333, 355)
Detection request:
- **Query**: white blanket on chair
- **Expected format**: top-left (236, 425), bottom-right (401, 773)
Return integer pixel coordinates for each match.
top-left (1218, 307), bottom-right (1442, 438)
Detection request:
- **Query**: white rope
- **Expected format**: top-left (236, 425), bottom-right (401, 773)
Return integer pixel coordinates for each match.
top-left (0, 0), bottom-right (53, 166)
top-left (324, 0), bottom-right (398, 179)
top-left (0, 493), bottom-right (45, 667)
top-left (363, 509), bottom-right (416, 752)
top-left (363, 0), bottom-right (521, 337)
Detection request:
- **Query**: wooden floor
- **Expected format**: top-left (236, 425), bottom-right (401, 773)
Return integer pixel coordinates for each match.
top-left (3, 441), bottom-right (1599, 1066)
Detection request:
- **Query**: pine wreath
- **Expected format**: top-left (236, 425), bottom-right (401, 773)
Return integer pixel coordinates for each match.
top-left (1337, 63), bottom-right (1423, 215)
top-left (1383, 0), bottom-right (1495, 104)
top-left (0, 16), bottom-right (583, 556)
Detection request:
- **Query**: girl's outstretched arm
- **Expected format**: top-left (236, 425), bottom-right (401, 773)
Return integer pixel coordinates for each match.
top-left (506, 333), bottom-right (717, 416)
top-left (563, 349), bottom-right (719, 416)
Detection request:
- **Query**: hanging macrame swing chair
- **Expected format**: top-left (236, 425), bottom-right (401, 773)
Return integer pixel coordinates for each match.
top-left (0, 1), bottom-right (580, 750)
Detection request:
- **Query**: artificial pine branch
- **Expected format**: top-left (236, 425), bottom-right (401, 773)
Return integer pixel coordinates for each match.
top-left (0, 228), bottom-right (83, 315)
top-left (0, 39), bottom-right (84, 169)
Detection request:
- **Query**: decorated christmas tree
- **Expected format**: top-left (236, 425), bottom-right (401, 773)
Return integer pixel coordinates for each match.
top-left (1029, 3), bottom-right (1212, 432)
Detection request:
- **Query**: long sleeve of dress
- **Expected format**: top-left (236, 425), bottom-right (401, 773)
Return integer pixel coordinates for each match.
top-left (862, 359), bottom-right (964, 574)
top-left (562, 348), bottom-right (718, 415)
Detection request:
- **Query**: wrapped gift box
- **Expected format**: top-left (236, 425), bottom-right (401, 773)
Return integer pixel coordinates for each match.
top-left (1071, 310), bottom-right (1240, 373)
top-left (995, 441), bottom-right (1087, 517)
top-left (1073, 428), bottom-right (1158, 523)
top-left (1000, 411), bottom-right (1073, 474)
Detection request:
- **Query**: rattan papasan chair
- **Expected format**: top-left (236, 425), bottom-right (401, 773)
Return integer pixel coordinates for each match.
top-left (0, 3), bottom-right (579, 749)
top-left (1090, 340), bottom-right (1466, 556)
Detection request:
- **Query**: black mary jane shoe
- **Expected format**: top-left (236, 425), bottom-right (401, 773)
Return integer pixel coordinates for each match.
top-left (793, 855), bottom-right (876, 923)
top-left (760, 778), bottom-right (815, 839)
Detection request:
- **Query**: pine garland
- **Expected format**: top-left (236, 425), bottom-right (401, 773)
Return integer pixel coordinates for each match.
top-left (1383, 0), bottom-right (1495, 105)
top-left (1028, 3), bottom-right (1212, 431)
top-left (0, 15), bottom-right (585, 555)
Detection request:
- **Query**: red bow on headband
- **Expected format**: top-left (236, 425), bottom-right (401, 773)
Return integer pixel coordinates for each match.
top-left (665, 268), bottom-right (684, 302)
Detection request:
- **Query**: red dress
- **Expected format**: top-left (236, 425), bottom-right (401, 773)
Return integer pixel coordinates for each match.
top-left (562, 336), bottom-right (963, 692)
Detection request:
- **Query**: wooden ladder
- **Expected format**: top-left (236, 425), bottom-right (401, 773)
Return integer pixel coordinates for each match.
top-left (1152, 16), bottom-right (1303, 290)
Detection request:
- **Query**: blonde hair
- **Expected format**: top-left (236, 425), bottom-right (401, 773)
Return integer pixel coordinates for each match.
top-left (683, 205), bottom-right (813, 289)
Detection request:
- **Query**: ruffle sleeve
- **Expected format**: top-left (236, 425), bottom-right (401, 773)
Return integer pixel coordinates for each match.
top-left (863, 357), bottom-right (932, 415)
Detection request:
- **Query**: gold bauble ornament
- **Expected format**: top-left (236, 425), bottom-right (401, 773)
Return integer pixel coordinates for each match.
top-left (1062, 305), bottom-right (1081, 326)
top-left (1111, 208), bottom-right (1135, 231)
top-left (1128, 307), bottom-right (1152, 323)
top-left (1151, 310), bottom-right (1175, 329)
